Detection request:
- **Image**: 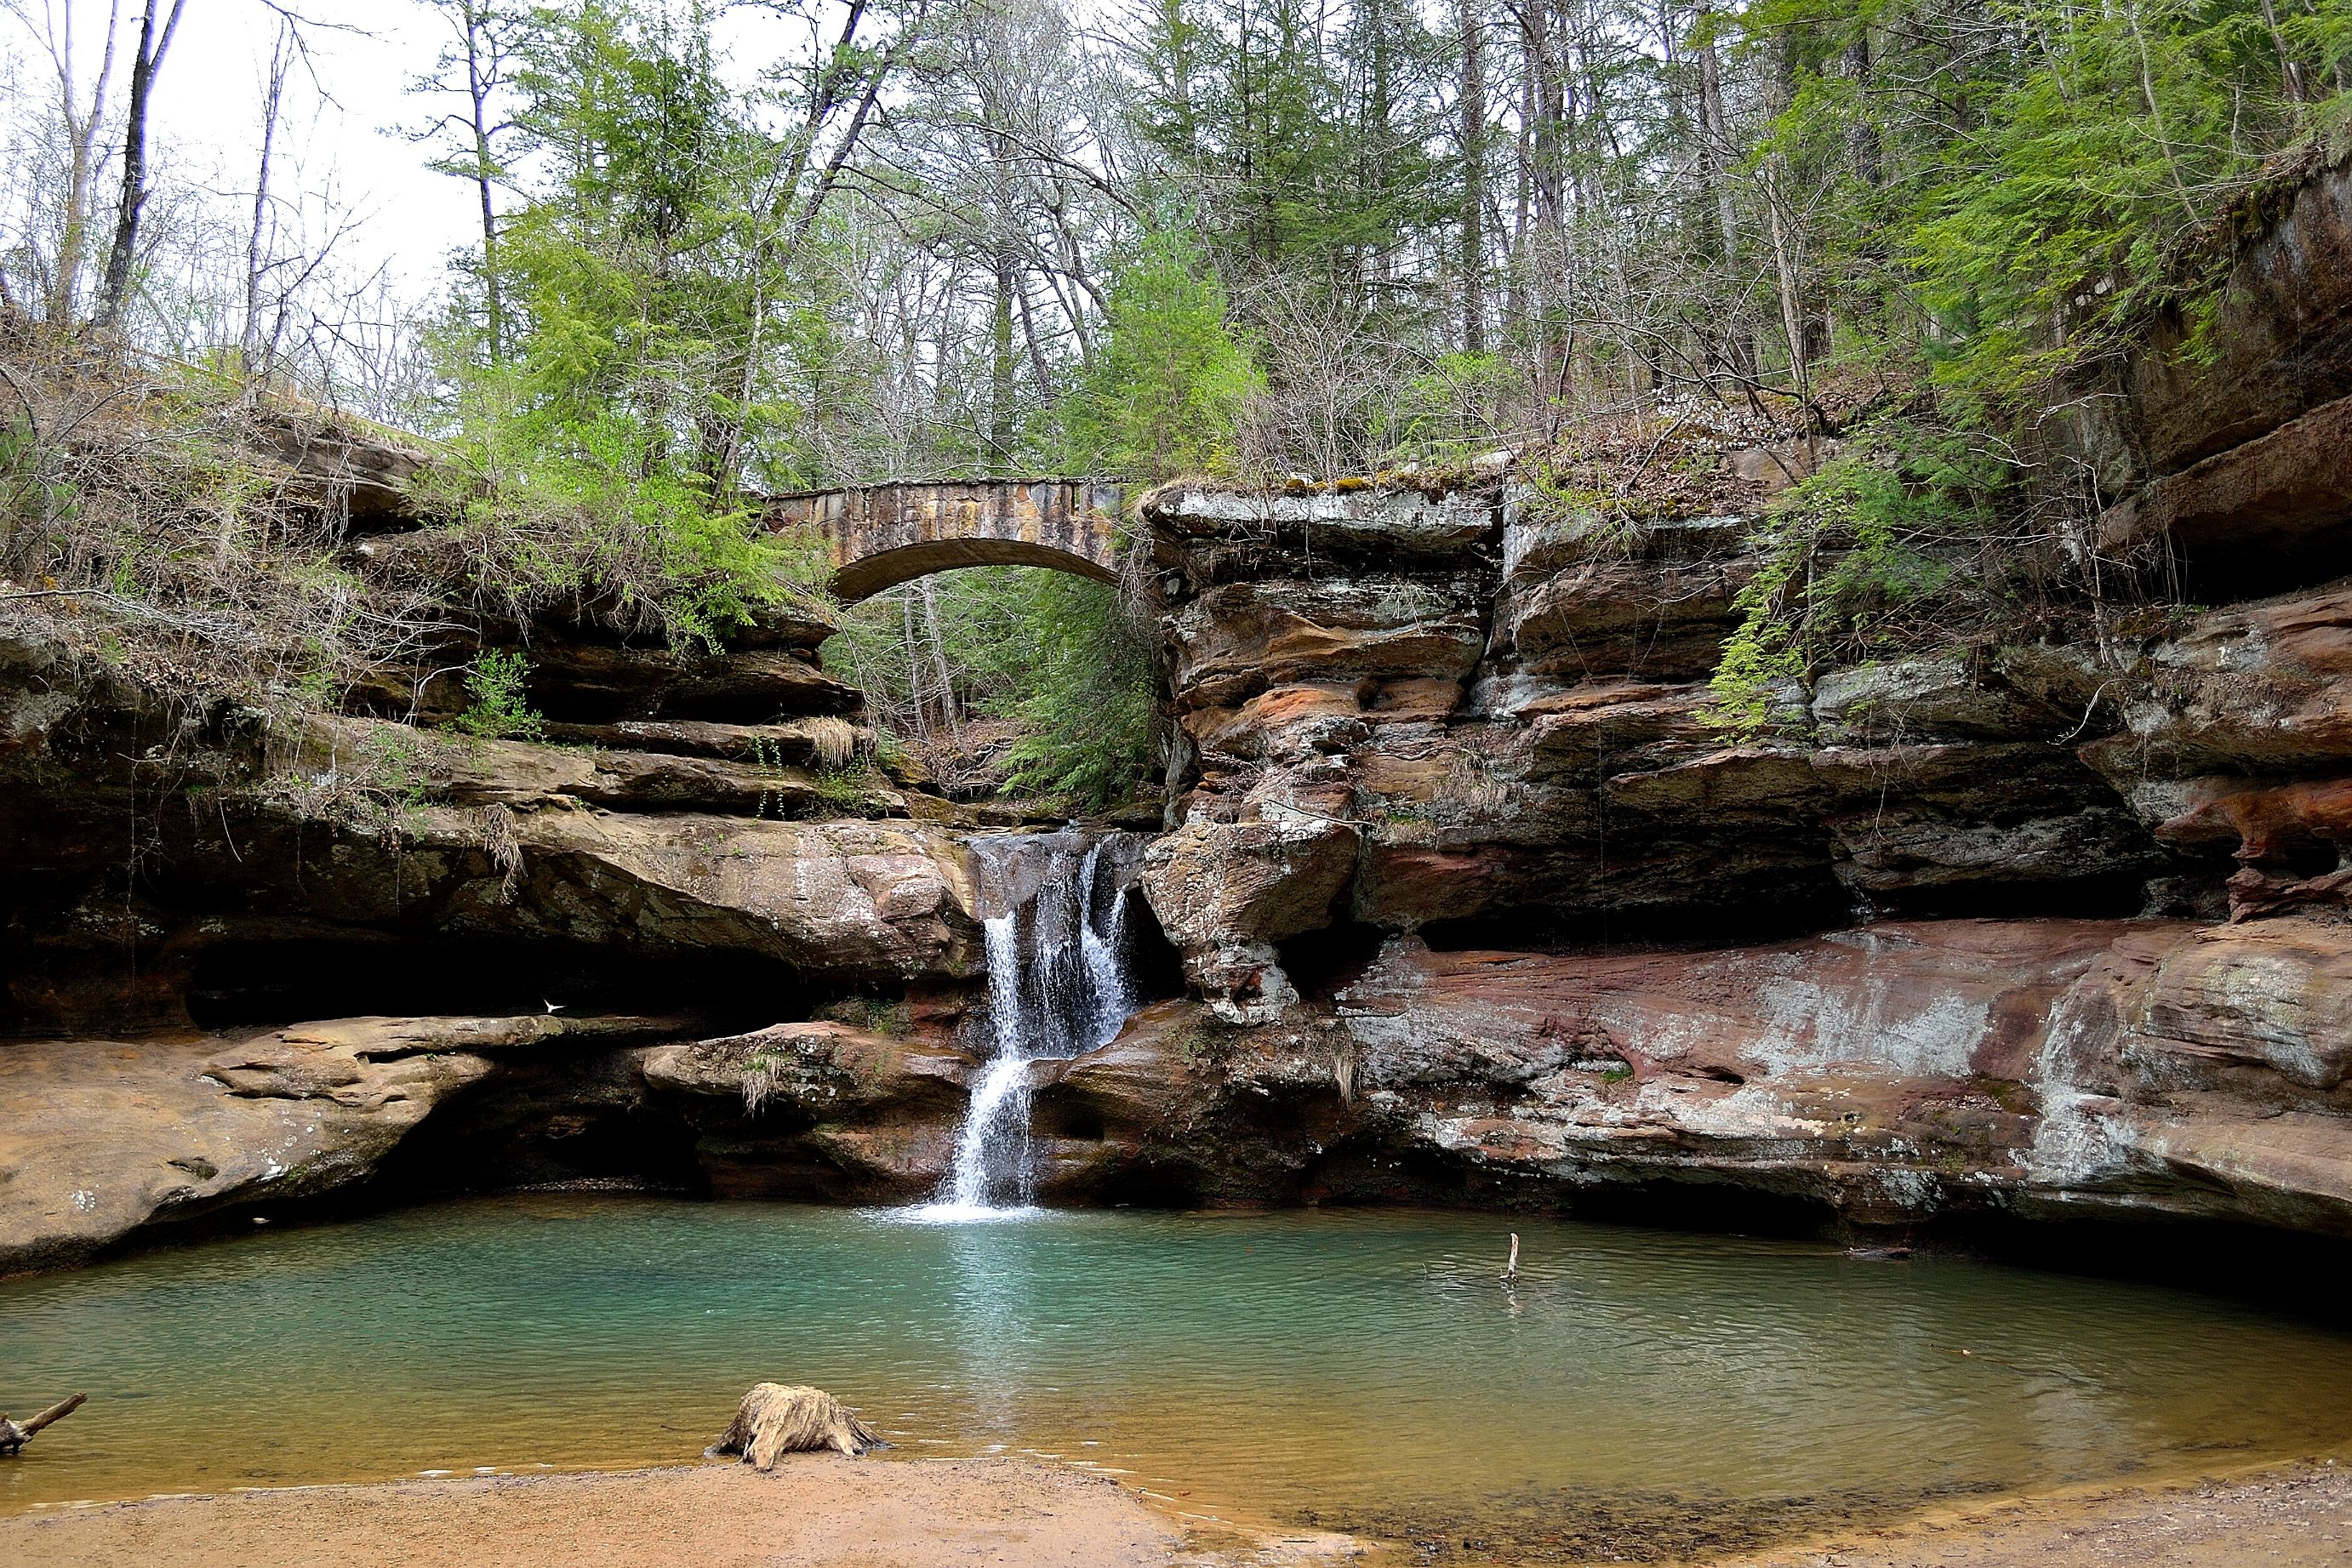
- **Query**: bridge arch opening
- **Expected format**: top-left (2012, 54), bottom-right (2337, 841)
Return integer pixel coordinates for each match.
top-left (830, 538), bottom-right (1118, 604)
top-left (820, 556), bottom-right (1155, 810)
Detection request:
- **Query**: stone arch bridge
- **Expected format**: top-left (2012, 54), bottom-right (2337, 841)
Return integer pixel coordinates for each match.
top-left (766, 479), bottom-right (1126, 602)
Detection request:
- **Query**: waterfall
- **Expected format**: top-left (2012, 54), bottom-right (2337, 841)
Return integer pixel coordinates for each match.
top-left (913, 830), bottom-right (1146, 1220)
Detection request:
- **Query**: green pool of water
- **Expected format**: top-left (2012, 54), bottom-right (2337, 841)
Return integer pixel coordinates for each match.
top-left (4, 1197), bottom-right (2349, 1554)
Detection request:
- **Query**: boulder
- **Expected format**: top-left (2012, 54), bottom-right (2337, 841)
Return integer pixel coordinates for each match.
top-left (641, 1022), bottom-right (973, 1200)
top-left (1140, 813), bottom-right (1360, 1019)
top-left (0, 1013), bottom-right (686, 1275)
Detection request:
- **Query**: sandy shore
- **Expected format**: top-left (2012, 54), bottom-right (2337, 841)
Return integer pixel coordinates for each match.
top-left (1728, 1462), bottom-right (2352, 1568)
top-left (0, 1457), bottom-right (1211, 1568)
top-left (3, 1457), bottom-right (2349, 1567)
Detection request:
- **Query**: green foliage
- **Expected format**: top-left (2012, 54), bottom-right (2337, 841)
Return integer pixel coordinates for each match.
top-left (419, 365), bottom-right (821, 650)
top-left (358, 724), bottom-right (440, 809)
top-left (1122, 0), bottom-right (1447, 286)
top-left (813, 760), bottom-right (888, 813)
top-left (1750, 0), bottom-right (2352, 407)
top-left (456, 648), bottom-right (546, 740)
top-left (1062, 229), bottom-right (1259, 483)
top-left (828, 565), bottom-right (1160, 813)
top-left (1709, 424), bottom-right (1996, 735)
top-left (415, 0), bottom-right (833, 648)
top-left (822, 995), bottom-right (915, 1038)
top-left (1394, 352), bottom-right (1515, 465)
top-left (747, 732), bottom-right (795, 819)
top-left (991, 571), bottom-right (1160, 809)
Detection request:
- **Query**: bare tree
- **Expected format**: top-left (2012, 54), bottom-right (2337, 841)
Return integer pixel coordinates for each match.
top-left (409, 0), bottom-right (522, 362)
top-left (93, 0), bottom-right (185, 330)
top-left (1236, 274), bottom-right (1405, 481)
top-left (3, 0), bottom-right (123, 325)
top-left (242, 20), bottom-right (294, 380)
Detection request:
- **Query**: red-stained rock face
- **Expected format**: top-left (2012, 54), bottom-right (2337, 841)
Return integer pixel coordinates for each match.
top-left (1026, 918), bottom-right (2352, 1237)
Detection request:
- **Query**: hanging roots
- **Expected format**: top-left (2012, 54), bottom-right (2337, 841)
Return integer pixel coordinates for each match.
top-left (708, 1383), bottom-right (881, 1467)
top-left (474, 803), bottom-right (523, 902)
top-left (801, 716), bottom-right (861, 770)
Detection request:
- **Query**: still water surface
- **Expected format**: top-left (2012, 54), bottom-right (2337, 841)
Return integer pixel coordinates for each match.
top-left (3, 1197), bottom-right (2349, 1542)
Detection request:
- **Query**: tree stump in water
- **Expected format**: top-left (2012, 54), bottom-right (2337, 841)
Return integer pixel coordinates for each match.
top-left (0, 1393), bottom-right (86, 1456)
top-left (708, 1383), bottom-right (879, 1467)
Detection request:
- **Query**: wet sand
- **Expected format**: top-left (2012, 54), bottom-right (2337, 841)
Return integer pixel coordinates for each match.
top-left (1729, 1462), bottom-right (2352, 1568)
top-left (3, 1457), bottom-right (2349, 1567)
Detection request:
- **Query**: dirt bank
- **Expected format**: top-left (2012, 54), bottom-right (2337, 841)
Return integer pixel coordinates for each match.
top-left (1726, 1462), bottom-right (2352, 1568)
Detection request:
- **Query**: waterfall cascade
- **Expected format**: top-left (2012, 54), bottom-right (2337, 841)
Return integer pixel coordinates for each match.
top-left (911, 830), bottom-right (1148, 1220)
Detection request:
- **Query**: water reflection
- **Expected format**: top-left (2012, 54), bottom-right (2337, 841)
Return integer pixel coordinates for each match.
top-left (2, 1198), bottom-right (2349, 1538)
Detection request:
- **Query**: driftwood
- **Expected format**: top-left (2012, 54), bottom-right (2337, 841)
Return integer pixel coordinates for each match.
top-left (0, 1393), bottom-right (86, 1456)
top-left (708, 1383), bottom-right (879, 1467)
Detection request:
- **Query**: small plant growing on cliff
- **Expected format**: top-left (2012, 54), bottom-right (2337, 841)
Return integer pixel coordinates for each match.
top-left (740, 1046), bottom-right (788, 1114)
top-left (1708, 424), bottom-right (1990, 738)
top-left (360, 726), bottom-right (440, 808)
top-left (456, 650), bottom-right (545, 742)
top-left (748, 733), bottom-right (791, 818)
top-left (813, 761), bottom-right (885, 814)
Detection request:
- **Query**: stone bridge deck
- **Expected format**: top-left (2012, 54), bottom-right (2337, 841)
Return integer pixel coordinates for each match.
top-left (766, 479), bottom-right (1125, 602)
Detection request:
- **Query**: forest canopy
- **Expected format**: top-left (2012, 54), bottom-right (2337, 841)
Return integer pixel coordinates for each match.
top-left (2, 0), bottom-right (2347, 807)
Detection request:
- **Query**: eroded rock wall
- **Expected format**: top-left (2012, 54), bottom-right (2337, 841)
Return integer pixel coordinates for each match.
top-left (1118, 158), bottom-right (2352, 1240)
top-left (0, 493), bottom-right (1016, 1269)
top-left (1028, 916), bottom-right (2352, 1236)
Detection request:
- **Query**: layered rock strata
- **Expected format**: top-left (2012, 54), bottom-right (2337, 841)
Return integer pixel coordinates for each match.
top-left (0, 1002), bottom-right (1008, 1274)
top-left (1120, 471), bottom-right (2352, 1234)
top-left (2079, 149), bottom-right (2352, 592)
top-left (1111, 158), bottom-right (2352, 1240)
top-left (1022, 916), bottom-right (2352, 1235)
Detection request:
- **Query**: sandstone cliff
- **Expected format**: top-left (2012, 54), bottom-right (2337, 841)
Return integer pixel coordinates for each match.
top-left (1106, 156), bottom-right (2352, 1240)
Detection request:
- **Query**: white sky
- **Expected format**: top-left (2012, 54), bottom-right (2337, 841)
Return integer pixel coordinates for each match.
top-left (150, 2), bottom-right (483, 298)
top-left (128, 0), bottom-right (831, 303)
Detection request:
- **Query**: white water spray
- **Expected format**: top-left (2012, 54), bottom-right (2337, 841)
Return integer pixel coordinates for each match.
top-left (911, 832), bottom-right (1148, 1222)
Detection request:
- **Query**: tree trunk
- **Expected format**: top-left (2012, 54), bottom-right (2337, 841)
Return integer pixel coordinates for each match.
top-left (464, 0), bottom-right (505, 362)
top-left (1843, 30), bottom-right (1879, 186)
top-left (243, 24), bottom-right (292, 384)
top-left (97, 0), bottom-right (187, 333)
top-left (990, 241), bottom-right (1017, 468)
top-left (2256, 0), bottom-right (2314, 101)
top-left (709, 1384), bottom-right (878, 1467)
top-left (41, 1), bottom-right (123, 327)
top-left (0, 1393), bottom-right (86, 1457)
top-left (1459, 0), bottom-right (1487, 356)
top-left (921, 576), bottom-right (961, 752)
top-left (1763, 163), bottom-right (1810, 421)
top-left (1694, 3), bottom-right (1754, 389)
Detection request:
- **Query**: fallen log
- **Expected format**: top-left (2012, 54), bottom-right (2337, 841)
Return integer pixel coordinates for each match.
top-left (0, 1393), bottom-right (86, 1456)
top-left (707, 1383), bottom-right (879, 1467)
